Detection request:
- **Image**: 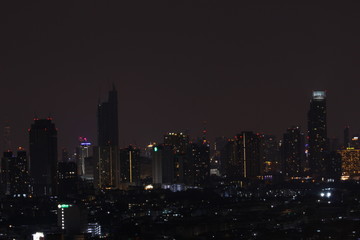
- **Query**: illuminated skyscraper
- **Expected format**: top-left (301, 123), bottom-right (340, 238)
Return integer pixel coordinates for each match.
top-left (29, 118), bottom-right (58, 196)
top-left (76, 137), bottom-right (91, 176)
top-left (308, 91), bottom-right (328, 178)
top-left (94, 85), bottom-right (120, 189)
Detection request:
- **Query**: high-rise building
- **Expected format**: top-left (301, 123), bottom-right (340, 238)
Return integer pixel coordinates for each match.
top-left (29, 118), bottom-right (58, 196)
top-left (221, 132), bottom-right (262, 180)
top-left (151, 144), bottom-right (175, 185)
top-left (164, 132), bottom-right (189, 155)
top-left (97, 84), bottom-right (118, 147)
top-left (94, 146), bottom-right (119, 189)
top-left (76, 137), bottom-right (92, 176)
top-left (281, 127), bottom-right (305, 178)
top-left (185, 141), bottom-right (210, 186)
top-left (260, 134), bottom-right (280, 174)
top-left (338, 148), bottom-right (360, 179)
top-left (308, 91), bottom-right (328, 178)
top-left (94, 85), bottom-right (120, 190)
top-left (344, 126), bottom-right (350, 148)
top-left (120, 145), bottom-right (141, 185)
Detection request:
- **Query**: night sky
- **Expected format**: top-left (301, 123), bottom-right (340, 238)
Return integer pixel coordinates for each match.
top-left (1, 2), bottom-right (360, 152)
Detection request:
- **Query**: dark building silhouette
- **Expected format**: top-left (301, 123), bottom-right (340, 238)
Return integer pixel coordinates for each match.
top-left (58, 161), bottom-right (78, 198)
top-left (344, 126), bottom-right (350, 148)
top-left (308, 91), bottom-right (328, 179)
top-left (120, 145), bottom-right (141, 185)
top-left (185, 141), bottom-right (210, 186)
top-left (94, 85), bottom-right (120, 190)
top-left (221, 132), bottom-right (262, 180)
top-left (29, 118), bottom-right (58, 196)
top-left (152, 144), bottom-right (175, 185)
top-left (281, 127), bottom-right (305, 178)
top-left (260, 135), bottom-right (280, 174)
top-left (97, 84), bottom-right (118, 147)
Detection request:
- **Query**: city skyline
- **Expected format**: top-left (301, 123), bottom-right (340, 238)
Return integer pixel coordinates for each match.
top-left (1, 2), bottom-right (360, 151)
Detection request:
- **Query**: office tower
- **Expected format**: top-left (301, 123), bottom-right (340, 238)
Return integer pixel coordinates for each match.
top-left (94, 86), bottom-right (120, 190)
top-left (344, 126), bottom-right (350, 148)
top-left (338, 148), bottom-right (360, 180)
top-left (119, 145), bottom-right (141, 185)
top-left (76, 137), bottom-right (92, 176)
top-left (308, 91), bottom-right (328, 178)
top-left (58, 161), bottom-right (78, 198)
top-left (29, 118), bottom-right (58, 196)
top-left (185, 141), bottom-right (210, 186)
top-left (281, 127), bottom-right (305, 178)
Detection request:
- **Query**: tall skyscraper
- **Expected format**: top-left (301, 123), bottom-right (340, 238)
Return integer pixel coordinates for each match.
top-left (94, 85), bottom-right (120, 190)
top-left (97, 84), bottom-right (118, 147)
top-left (281, 127), bottom-right (305, 178)
top-left (29, 118), bottom-right (58, 196)
top-left (308, 91), bottom-right (328, 178)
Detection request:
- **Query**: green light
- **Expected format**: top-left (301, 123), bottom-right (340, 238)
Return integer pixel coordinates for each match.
top-left (154, 147), bottom-right (158, 152)
top-left (58, 204), bottom-right (72, 209)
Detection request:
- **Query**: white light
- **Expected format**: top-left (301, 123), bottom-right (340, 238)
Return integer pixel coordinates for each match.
top-left (320, 192), bottom-right (325, 197)
top-left (32, 232), bottom-right (44, 240)
top-left (326, 192), bottom-right (331, 198)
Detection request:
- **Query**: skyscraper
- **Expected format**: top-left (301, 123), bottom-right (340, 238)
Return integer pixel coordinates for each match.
top-left (281, 127), bottom-right (305, 178)
top-left (94, 85), bottom-right (120, 190)
top-left (97, 84), bottom-right (118, 147)
top-left (29, 118), bottom-right (58, 196)
top-left (308, 91), bottom-right (328, 179)
top-left (76, 137), bottom-right (92, 176)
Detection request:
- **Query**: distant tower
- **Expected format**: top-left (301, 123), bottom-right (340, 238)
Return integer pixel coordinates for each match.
top-left (344, 126), bottom-right (350, 148)
top-left (76, 137), bottom-right (92, 176)
top-left (94, 85), bottom-right (120, 190)
top-left (3, 125), bottom-right (11, 151)
top-left (29, 118), bottom-right (58, 196)
top-left (308, 91), bottom-right (328, 178)
top-left (97, 84), bottom-right (118, 147)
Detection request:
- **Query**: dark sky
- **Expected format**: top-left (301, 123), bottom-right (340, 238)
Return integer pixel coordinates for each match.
top-left (1, 2), bottom-right (360, 152)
